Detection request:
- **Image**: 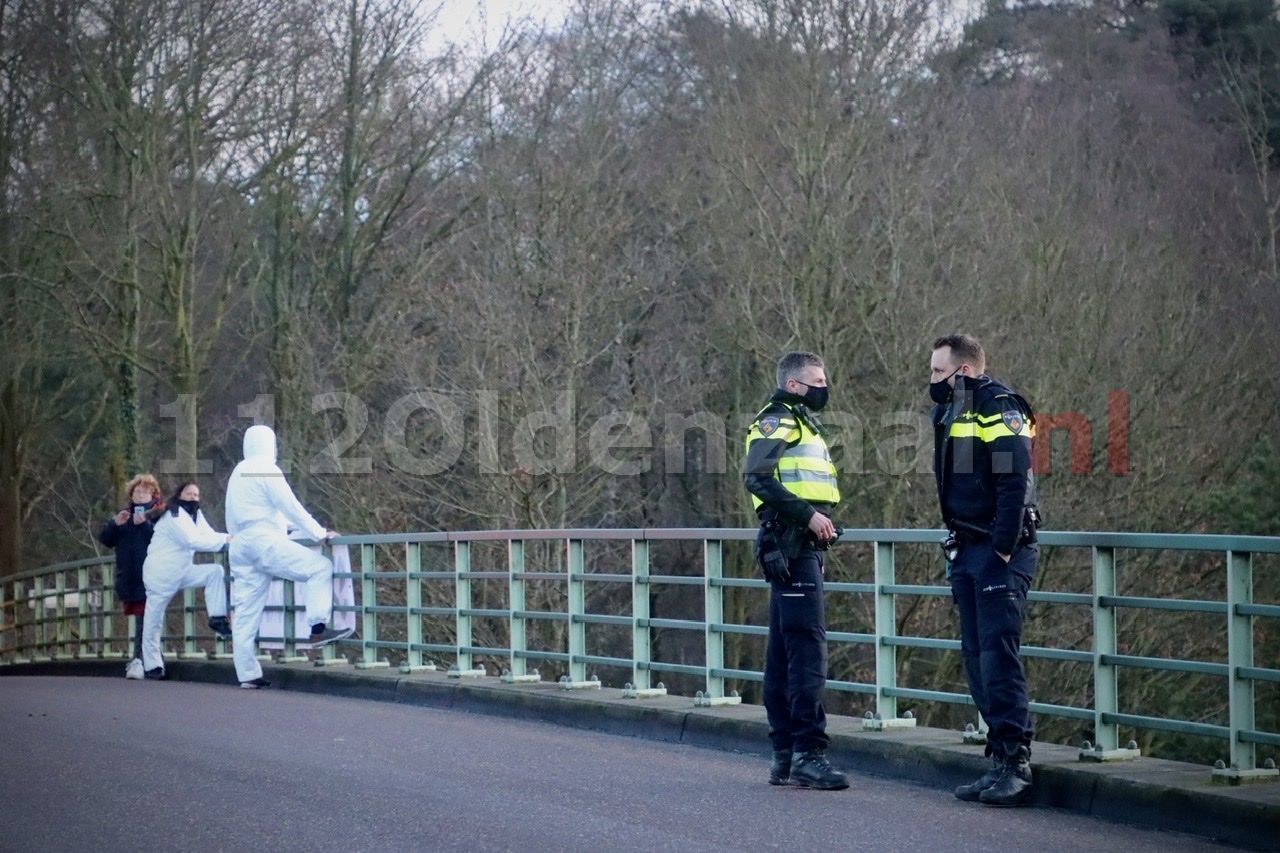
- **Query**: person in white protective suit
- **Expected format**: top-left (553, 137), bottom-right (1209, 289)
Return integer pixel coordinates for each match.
top-left (140, 481), bottom-right (233, 680)
top-left (225, 425), bottom-right (352, 689)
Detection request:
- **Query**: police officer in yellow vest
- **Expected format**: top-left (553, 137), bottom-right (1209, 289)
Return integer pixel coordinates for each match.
top-left (744, 351), bottom-right (847, 791)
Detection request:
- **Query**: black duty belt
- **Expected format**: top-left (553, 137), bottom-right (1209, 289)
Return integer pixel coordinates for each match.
top-left (948, 510), bottom-right (1040, 547)
top-left (949, 518), bottom-right (993, 543)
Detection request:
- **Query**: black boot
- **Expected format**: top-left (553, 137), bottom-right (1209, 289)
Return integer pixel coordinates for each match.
top-left (769, 749), bottom-right (792, 786)
top-left (955, 752), bottom-right (1004, 802)
top-left (979, 745), bottom-right (1033, 806)
top-left (790, 748), bottom-right (849, 790)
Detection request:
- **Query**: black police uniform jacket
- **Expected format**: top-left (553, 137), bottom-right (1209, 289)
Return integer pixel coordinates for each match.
top-left (932, 374), bottom-right (1035, 556)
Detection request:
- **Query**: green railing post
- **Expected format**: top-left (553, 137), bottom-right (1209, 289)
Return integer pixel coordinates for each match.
top-left (281, 578), bottom-right (301, 661)
top-left (455, 539), bottom-right (473, 671)
top-left (405, 542), bottom-right (423, 671)
top-left (7, 576), bottom-right (22, 662)
top-left (1227, 550), bottom-right (1256, 772)
top-left (631, 538), bottom-right (651, 690)
top-left (1093, 545), bottom-right (1120, 752)
top-left (101, 565), bottom-right (117, 657)
top-left (509, 540), bottom-right (528, 677)
top-left (77, 566), bottom-right (91, 658)
top-left (32, 572), bottom-right (48, 660)
top-left (19, 575), bottom-right (39, 662)
top-left (705, 538), bottom-right (726, 699)
top-left (874, 540), bottom-right (898, 720)
top-left (6, 576), bottom-right (19, 662)
top-left (213, 559), bottom-right (230, 659)
top-left (0, 577), bottom-right (8, 662)
top-left (28, 575), bottom-right (38, 661)
top-left (357, 543), bottom-right (378, 667)
top-left (567, 538), bottom-right (586, 683)
top-left (53, 570), bottom-right (68, 658)
top-left (182, 587), bottom-right (198, 658)
top-left (0, 578), bottom-right (11, 664)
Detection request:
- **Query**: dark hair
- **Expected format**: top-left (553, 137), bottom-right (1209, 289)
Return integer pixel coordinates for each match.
top-left (776, 351), bottom-right (824, 389)
top-left (931, 334), bottom-right (986, 374)
top-left (166, 481), bottom-right (199, 516)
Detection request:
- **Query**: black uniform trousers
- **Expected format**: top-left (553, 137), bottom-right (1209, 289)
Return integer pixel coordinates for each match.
top-left (763, 546), bottom-right (828, 754)
top-left (949, 539), bottom-right (1038, 756)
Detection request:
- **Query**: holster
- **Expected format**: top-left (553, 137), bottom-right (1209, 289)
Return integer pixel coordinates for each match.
top-left (761, 520), bottom-right (808, 558)
top-left (755, 522), bottom-right (791, 583)
top-left (1023, 505), bottom-right (1042, 545)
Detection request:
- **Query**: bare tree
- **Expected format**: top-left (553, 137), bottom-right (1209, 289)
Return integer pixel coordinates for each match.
top-left (0, 0), bottom-right (115, 577)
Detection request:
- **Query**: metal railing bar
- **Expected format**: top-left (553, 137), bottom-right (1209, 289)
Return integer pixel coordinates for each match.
top-left (1098, 654), bottom-right (1229, 677)
top-left (1100, 712), bottom-right (1230, 740)
top-left (1098, 596), bottom-right (1226, 614)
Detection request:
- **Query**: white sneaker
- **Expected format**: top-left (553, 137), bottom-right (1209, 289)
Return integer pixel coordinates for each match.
top-left (125, 658), bottom-right (145, 680)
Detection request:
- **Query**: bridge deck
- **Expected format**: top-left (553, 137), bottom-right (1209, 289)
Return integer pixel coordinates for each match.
top-left (2, 660), bottom-right (1277, 849)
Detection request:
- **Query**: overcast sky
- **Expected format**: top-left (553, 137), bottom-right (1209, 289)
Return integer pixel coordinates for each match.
top-left (433, 0), bottom-right (566, 49)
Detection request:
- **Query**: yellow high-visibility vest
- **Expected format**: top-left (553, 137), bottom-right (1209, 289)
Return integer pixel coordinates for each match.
top-left (745, 404), bottom-right (840, 509)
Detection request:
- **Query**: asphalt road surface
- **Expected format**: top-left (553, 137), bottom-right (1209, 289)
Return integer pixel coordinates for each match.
top-left (0, 677), bottom-right (1230, 853)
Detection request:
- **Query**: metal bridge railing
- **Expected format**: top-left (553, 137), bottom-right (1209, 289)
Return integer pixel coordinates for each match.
top-left (3, 528), bottom-right (1278, 779)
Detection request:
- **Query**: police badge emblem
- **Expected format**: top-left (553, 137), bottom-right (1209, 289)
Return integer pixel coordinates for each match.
top-left (758, 415), bottom-right (780, 437)
top-left (1002, 410), bottom-right (1024, 434)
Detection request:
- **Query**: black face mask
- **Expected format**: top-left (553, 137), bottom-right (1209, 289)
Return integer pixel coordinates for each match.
top-left (929, 368), bottom-right (962, 405)
top-left (794, 381), bottom-right (829, 412)
top-left (178, 499), bottom-right (200, 519)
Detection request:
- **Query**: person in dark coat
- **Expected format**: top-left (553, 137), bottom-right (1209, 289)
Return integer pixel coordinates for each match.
top-left (930, 334), bottom-right (1040, 806)
top-left (98, 473), bottom-right (166, 678)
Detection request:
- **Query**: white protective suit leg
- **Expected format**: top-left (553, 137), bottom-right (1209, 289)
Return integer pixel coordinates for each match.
top-left (142, 563), bottom-right (230, 671)
top-left (230, 539), bottom-right (332, 683)
top-left (258, 537), bottom-right (334, 627)
top-left (231, 563), bottom-right (272, 683)
top-left (196, 563), bottom-right (229, 619)
top-left (141, 586), bottom-right (175, 673)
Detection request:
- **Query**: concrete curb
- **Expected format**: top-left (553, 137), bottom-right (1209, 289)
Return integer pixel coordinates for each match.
top-left (6, 659), bottom-right (1278, 849)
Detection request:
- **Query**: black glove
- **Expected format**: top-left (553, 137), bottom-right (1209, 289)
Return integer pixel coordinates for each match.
top-left (755, 527), bottom-right (790, 585)
top-left (759, 547), bottom-right (790, 585)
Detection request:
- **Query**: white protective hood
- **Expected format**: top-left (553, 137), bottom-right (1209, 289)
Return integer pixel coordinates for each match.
top-left (242, 424), bottom-right (277, 463)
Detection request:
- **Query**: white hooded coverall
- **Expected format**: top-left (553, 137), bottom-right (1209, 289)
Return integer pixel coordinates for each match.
top-left (141, 508), bottom-right (229, 673)
top-left (225, 425), bottom-right (334, 683)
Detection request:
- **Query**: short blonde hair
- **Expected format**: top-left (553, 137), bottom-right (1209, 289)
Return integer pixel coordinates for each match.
top-left (123, 473), bottom-right (161, 502)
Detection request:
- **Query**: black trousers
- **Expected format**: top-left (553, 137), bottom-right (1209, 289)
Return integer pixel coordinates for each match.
top-left (949, 540), bottom-right (1038, 756)
top-left (763, 547), bottom-right (828, 753)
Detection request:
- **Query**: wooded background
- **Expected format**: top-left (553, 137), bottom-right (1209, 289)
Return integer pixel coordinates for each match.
top-left (3, 0), bottom-right (1277, 763)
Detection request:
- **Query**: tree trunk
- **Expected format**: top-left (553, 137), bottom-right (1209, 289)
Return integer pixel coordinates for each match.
top-left (0, 381), bottom-right (21, 579)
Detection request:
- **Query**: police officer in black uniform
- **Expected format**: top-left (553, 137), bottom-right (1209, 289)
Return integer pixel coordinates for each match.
top-left (930, 334), bottom-right (1039, 806)
top-left (744, 351), bottom-right (847, 791)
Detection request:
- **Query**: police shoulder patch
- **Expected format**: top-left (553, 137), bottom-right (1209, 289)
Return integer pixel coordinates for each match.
top-left (1002, 409), bottom-right (1025, 435)
top-left (758, 415), bottom-right (780, 437)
